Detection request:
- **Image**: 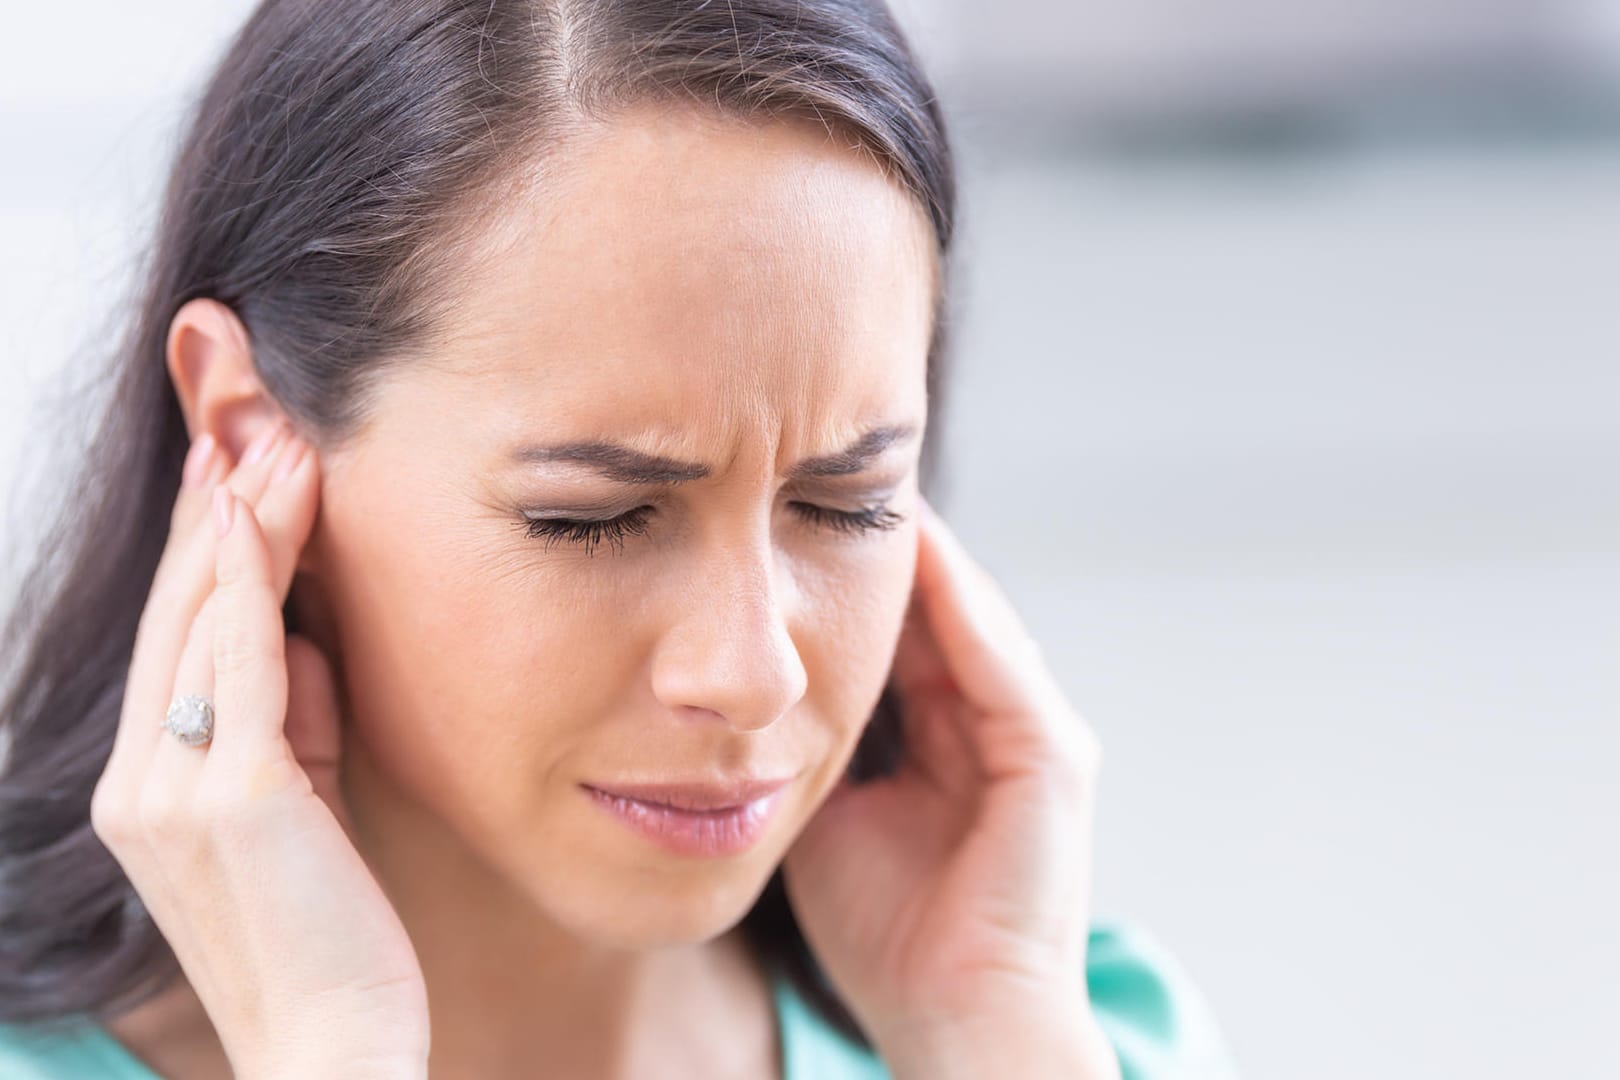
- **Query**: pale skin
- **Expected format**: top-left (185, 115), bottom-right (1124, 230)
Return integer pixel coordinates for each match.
top-left (90, 102), bottom-right (1120, 1079)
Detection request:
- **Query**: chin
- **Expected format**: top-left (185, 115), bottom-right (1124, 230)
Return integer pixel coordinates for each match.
top-left (520, 858), bottom-right (779, 951)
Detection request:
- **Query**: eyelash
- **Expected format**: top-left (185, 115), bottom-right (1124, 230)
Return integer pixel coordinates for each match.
top-left (519, 502), bottom-right (906, 557)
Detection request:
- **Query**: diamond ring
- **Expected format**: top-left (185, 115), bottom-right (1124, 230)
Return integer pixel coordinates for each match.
top-left (163, 694), bottom-right (215, 747)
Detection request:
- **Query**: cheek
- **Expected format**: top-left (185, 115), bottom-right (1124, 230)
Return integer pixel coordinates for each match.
top-left (793, 529), bottom-right (918, 736)
top-left (317, 498), bottom-right (619, 825)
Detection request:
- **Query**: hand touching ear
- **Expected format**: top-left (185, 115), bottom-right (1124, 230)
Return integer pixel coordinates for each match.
top-left (782, 496), bottom-right (1120, 1080)
top-left (91, 423), bottom-right (429, 1079)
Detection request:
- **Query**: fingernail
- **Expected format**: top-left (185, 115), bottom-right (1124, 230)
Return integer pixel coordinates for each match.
top-left (212, 485), bottom-right (235, 537)
top-left (242, 422), bottom-right (286, 466)
top-left (271, 438), bottom-right (306, 483)
top-left (182, 433), bottom-right (217, 489)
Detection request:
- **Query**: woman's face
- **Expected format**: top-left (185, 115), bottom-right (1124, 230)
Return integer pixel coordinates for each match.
top-left (304, 102), bottom-right (936, 946)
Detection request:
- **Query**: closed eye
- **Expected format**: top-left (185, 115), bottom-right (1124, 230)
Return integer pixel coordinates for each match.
top-left (519, 501), bottom-right (905, 557)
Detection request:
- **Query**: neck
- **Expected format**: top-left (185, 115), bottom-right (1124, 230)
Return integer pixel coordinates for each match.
top-left (336, 731), bottom-right (781, 1080)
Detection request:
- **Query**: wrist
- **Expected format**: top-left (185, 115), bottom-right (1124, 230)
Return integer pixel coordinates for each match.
top-left (247, 1048), bottom-right (428, 1080)
top-left (257, 1062), bottom-right (425, 1080)
top-left (877, 995), bottom-right (1120, 1080)
top-left (229, 1011), bottom-right (429, 1080)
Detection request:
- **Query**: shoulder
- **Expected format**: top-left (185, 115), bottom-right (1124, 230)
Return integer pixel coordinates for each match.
top-left (0, 1016), bottom-right (163, 1079)
top-left (1086, 920), bottom-right (1242, 1079)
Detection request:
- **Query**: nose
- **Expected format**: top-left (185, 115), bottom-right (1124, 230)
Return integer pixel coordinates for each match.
top-left (650, 536), bottom-right (809, 733)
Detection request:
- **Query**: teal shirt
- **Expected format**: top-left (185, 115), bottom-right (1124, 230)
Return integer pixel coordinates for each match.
top-left (0, 922), bottom-right (1238, 1078)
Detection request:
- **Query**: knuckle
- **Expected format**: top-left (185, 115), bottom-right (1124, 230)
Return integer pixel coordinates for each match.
top-left (212, 589), bottom-right (283, 674)
top-left (89, 780), bottom-right (130, 845)
top-left (215, 633), bottom-right (282, 682)
top-left (137, 783), bottom-right (256, 862)
top-left (136, 784), bottom-right (196, 845)
top-left (190, 787), bottom-right (256, 847)
top-left (212, 574), bottom-right (276, 611)
top-left (211, 503), bottom-right (265, 584)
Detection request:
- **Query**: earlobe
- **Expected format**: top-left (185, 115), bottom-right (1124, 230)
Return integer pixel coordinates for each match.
top-left (166, 297), bottom-right (286, 460)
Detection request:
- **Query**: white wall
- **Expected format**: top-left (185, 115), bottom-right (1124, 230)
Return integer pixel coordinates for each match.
top-left (943, 142), bottom-right (1620, 1080)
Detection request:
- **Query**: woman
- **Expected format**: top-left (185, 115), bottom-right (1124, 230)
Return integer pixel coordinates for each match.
top-left (0, 1), bottom-right (1239, 1076)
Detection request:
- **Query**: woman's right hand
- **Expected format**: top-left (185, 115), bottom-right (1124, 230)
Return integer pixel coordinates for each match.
top-left (90, 420), bottom-right (430, 1079)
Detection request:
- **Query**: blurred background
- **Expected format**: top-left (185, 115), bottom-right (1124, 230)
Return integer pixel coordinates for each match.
top-left (2, 2), bottom-right (1616, 1077)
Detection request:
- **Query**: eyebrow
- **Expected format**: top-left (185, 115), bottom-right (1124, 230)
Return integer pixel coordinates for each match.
top-left (506, 423), bottom-right (918, 485)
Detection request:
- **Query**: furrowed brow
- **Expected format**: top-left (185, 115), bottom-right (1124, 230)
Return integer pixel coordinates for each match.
top-left (785, 423), bottom-right (918, 480)
top-left (506, 423), bottom-right (918, 485)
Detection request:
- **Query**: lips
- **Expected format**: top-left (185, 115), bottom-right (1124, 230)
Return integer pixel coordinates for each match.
top-left (581, 777), bottom-right (794, 858)
top-left (580, 776), bottom-right (794, 812)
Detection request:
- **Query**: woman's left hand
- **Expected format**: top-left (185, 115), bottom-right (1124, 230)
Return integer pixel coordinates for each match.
top-left (781, 496), bottom-right (1119, 1080)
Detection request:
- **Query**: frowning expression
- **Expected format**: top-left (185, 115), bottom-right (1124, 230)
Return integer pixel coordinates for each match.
top-left (306, 100), bottom-right (938, 945)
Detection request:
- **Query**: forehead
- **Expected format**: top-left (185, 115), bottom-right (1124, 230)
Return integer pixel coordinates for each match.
top-left (413, 101), bottom-right (936, 436)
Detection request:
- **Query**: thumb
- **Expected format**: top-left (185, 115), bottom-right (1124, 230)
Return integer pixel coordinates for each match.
top-left (283, 633), bottom-right (357, 841)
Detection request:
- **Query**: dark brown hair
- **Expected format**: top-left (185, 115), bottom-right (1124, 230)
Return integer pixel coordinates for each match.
top-left (0, 0), bottom-right (956, 1053)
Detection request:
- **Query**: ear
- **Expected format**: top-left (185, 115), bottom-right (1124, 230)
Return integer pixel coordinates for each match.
top-left (166, 297), bottom-right (286, 459)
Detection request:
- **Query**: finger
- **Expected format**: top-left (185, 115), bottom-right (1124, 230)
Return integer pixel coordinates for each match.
top-left (206, 490), bottom-right (293, 769)
top-left (122, 421), bottom-right (288, 734)
top-left (104, 431), bottom-right (233, 774)
top-left (252, 432), bottom-right (320, 601)
top-left (214, 437), bottom-right (324, 763)
top-left (899, 692), bottom-right (985, 799)
top-left (890, 588), bottom-right (957, 703)
top-left (283, 635), bottom-right (355, 838)
top-left (139, 591), bottom-right (218, 840)
top-left (912, 498), bottom-right (1059, 715)
top-left (170, 431), bottom-right (222, 530)
top-left (107, 424), bottom-right (296, 790)
top-left (152, 421), bottom-right (288, 599)
top-left (887, 603), bottom-right (984, 796)
top-left (911, 499), bottom-right (1095, 775)
top-left (134, 590), bottom-right (240, 1018)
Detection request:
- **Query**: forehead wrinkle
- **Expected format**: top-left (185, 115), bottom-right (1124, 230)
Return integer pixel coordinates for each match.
top-left (403, 104), bottom-right (935, 467)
